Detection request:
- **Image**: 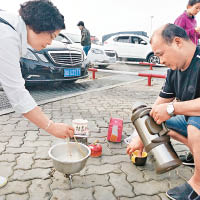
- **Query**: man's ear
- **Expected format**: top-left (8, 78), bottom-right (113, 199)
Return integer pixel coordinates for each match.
top-left (173, 37), bottom-right (183, 47)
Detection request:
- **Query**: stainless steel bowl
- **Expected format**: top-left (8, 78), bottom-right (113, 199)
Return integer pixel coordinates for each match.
top-left (48, 142), bottom-right (91, 174)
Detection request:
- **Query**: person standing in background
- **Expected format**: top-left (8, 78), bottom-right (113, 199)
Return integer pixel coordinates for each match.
top-left (77, 21), bottom-right (91, 55)
top-left (0, 0), bottom-right (74, 188)
top-left (175, 0), bottom-right (200, 45)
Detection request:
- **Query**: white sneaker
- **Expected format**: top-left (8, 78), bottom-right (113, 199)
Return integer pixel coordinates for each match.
top-left (0, 176), bottom-right (7, 188)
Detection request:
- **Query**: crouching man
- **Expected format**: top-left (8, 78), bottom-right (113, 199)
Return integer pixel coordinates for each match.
top-left (127, 23), bottom-right (200, 200)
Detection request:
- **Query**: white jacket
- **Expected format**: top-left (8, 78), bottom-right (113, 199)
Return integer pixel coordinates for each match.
top-left (0, 11), bottom-right (37, 113)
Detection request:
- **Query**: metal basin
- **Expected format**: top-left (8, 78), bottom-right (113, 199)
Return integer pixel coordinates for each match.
top-left (48, 142), bottom-right (91, 174)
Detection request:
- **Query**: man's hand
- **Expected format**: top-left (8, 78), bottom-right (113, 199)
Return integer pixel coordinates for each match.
top-left (126, 135), bottom-right (144, 156)
top-left (47, 122), bottom-right (74, 138)
top-left (150, 103), bottom-right (171, 124)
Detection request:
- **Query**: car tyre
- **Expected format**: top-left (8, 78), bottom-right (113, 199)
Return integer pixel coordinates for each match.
top-left (98, 65), bottom-right (108, 69)
top-left (147, 54), bottom-right (160, 64)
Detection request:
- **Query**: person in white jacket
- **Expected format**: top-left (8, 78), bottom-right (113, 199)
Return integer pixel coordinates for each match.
top-left (0, 0), bottom-right (74, 188)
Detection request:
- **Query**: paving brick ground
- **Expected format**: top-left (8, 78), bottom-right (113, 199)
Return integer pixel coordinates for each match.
top-left (0, 78), bottom-right (192, 200)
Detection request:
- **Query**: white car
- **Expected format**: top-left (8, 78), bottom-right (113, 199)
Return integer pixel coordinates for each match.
top-left (104, 34), bottom-right (160, 64)
top-left (56, 32), bottom-right (117, 68)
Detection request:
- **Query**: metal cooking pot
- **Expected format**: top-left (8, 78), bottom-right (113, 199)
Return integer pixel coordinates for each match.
top-left (48, 142), bottom-right (91, 174)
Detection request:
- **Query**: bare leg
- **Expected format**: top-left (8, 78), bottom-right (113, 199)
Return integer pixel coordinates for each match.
top-left (167, 129), bottom-right (189, 147)
top-left (169, 126), bottom-right (200, 194)
top-left (187, 125), bottom-right (200, 195)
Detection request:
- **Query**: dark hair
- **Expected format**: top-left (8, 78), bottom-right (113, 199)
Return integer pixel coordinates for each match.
top-left (161, 23), bottom-right (190, 44)
top-left (188, 0), bottom-right (200, 6)
top-left (77, 21), bottom-right (84, 27)
top-left (19, 0), bottom-right (65, 33)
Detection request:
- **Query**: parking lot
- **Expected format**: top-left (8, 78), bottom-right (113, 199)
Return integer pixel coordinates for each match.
top-left (0, 63), bottom-right (167, 115)
top-left (0, 63), bottom-right (191, 200)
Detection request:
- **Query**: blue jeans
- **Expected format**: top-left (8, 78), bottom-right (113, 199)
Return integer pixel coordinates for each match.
top-left (166, 115), bottom-right (200, 137)
top-left (83, 45), bottom-right (91, 55)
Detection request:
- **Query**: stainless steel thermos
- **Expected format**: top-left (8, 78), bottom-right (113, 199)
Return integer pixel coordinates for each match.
top-left (131, 102), bottom-right (182, 174)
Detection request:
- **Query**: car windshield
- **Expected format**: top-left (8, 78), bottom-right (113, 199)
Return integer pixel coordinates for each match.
top-left (54, 35), bottom-right (71, 44)
top-left (66, 33), bottom-right (81, 43)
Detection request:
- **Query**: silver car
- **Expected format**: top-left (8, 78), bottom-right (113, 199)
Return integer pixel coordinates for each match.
top-left (56, 32), bottom-right (117, 68)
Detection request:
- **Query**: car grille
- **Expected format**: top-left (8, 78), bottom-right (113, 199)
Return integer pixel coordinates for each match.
top-left (105, 51), bottom-right (116, 57)
top-left (48, 50), bottom-right (82, 65)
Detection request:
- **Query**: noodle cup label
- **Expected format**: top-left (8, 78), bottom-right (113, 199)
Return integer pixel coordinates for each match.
top-left (72, 119), bottom-right (89, 137)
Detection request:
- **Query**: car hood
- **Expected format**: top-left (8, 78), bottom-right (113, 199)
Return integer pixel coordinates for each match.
top-left (46, 40), bottom-right (67, 49)
top-left (91, 44), bottom-right (115, 51)
top-left (67, 42), bottom-right (82, 49)
top-left (31, 40), bottom-right (82, 54)
top-left (45, 40), bottom-right (81, 52)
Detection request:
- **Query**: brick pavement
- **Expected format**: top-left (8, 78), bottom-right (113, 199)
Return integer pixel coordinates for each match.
top-left (0, 78), bottom-right (192, 200)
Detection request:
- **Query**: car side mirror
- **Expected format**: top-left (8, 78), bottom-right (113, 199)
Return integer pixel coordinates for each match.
top-left (140, 41), bottom-right (147, 45)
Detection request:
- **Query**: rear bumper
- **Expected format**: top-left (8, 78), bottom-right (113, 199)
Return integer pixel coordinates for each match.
top-left (87, 52), bottom-right (116, 66)
top-left (92, 61), bottom-right (115, 66)
top-left (89, 58), bottom-right (116, 66)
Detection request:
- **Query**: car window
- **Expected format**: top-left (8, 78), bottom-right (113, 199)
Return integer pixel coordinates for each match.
top-left (131, 36), bottom-right (147, 45)
top-left (67, 34), bottom-right (81, 43)
top-left (131, 37), bottom-right (140, 44)
top-left (115, 36), bottom-right (130, 43)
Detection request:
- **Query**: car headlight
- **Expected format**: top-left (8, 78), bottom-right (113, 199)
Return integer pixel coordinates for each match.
top-left (91, 48), bottom-right (104, 54)
top-left (22, 50), bottom-right (38, 61)
top-left (81, 51), bottom-right (86, 61)
top-left (36, 53), bottom-right (49, 62)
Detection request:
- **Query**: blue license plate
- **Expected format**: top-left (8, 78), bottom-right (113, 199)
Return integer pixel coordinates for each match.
top-left (64, 68), bottom-right (81, 77)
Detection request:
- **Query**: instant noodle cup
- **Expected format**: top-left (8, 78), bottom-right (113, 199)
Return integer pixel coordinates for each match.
top-left (131, 150), bottom-right (147, 166)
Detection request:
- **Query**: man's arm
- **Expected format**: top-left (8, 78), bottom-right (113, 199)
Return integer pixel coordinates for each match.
top-left (152, 96), bottom-right (174, 109)
top-left (81, 29), bottom-right (87, 45)
top-left (150, 96), bottom-right (174, 124)
top-left (173, 98), bottom-right (200, 116)
top-left (151, 97), bottom-right (200, 124)
top-left (151, 96), bottom-right (174, 116)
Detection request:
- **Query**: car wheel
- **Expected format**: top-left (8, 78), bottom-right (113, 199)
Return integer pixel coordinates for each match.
top-left (98, 65), bottom-right (108, 69)
top-left (147, 54), bottom-right (160, 64)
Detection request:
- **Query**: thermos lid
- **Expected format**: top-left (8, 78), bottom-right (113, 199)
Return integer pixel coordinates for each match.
top-left (131, 106), bottom-right (151, 123)
top-left (132, 102), bottom-right (147, 113)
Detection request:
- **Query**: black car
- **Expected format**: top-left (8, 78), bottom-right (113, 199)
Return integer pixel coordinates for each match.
top-left (20, 40), bottom-right (89, 85)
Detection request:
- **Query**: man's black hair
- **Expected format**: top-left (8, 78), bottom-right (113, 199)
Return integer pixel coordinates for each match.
top-left (77, 21), bottom-right (84, 27)
top-left (188, 0), bottom-right (200, 6)
top-left (19, 0), bottom-right (65, 33)
top-left (161, 23), bottom-right (190, 44)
